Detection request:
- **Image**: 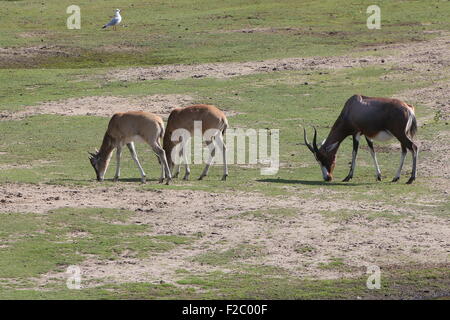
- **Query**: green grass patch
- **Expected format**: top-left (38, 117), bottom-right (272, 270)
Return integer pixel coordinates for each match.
top-left (192, 244), bottom-right (264, 266)
top-left (176, 264), bottom-right (450, 299)
top-left (318, 257), bottom-right (357, 273)
top-left (0, 207), bottom-right (194, 278)
top-left (0, 281), bottom-right (197, 300)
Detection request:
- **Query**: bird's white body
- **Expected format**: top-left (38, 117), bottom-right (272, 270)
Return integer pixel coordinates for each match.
top-left (103, 9), bottom-right (122, 29)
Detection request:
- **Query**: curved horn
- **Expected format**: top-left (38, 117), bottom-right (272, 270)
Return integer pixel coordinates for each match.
top-left (303, 127), bottom-right (315, 154)
top-left (312, 127), bottom-right (319, 152)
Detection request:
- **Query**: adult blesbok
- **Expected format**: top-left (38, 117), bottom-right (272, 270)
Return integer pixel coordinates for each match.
top-left (163, 104), bottom-right (228, 181)
top-left (88, 111), bottom-right (172, 184)
top-left (304, 95), bottom-right (418, 184)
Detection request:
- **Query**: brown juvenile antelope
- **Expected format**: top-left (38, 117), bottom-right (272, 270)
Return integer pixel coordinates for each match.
top-left (89, 111), bottom-right (172, 184)
top-left (304, 95), bottom-right (418, 184)
top-left (163, 104), bottom-right (228, 181)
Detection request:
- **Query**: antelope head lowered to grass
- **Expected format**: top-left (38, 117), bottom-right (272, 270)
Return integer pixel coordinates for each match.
top-left (304, 95), bottom-right (418, 184)
top-left (89, 111), bottom-right (172, 184)
top-left (163, 104), bottom-right (229, 181)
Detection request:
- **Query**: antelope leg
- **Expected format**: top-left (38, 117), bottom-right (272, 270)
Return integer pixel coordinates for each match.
top-left (392, 146), bottom-right (407, 182)
top-left (365, 137), bottom-right (382, 181)
top-left (127, 142), bottom-right (146, 183)
top-left (113, 146), bottom-right (122, 182)
top-left (343, 133), bottom-right (360, 182)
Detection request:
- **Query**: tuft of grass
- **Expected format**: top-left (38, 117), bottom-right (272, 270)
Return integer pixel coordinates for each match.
top-left (318, 257), bottom-right (350, 271)
top-left (192, 244), bottom-right (264, 266)
top-left (294, 244), bottom-right (316, 255)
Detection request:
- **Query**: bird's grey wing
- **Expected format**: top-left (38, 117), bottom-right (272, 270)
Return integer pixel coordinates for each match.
top-left (105, 17), bottom-right (119, 26)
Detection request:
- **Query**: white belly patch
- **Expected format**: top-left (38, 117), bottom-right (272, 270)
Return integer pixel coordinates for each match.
top-left (372, 130), bottom-right (393, 142)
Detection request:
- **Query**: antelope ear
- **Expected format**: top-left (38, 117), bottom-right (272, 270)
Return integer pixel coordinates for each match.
top-left (325, 142), bottom-right (339, 152)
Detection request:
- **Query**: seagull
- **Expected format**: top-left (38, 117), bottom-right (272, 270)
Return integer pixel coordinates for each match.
top-left (102, 9), bottom-right (122, 30)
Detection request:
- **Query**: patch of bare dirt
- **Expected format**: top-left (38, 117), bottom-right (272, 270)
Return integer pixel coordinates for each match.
top-left (104, 33), bottom-right (449, 82)
top-left (215, 27), bottom-right (303, 34)
top-left (0, 45), bottom-right (71, 67)
top-left (390, 80), bottom-right (450, 181)
top-left (419, 131), bottom-right (450, 179)
top-left (18, 31), bottom-right (54, 38)
top-left (0, 94), bottom-right (194, 120)
top-left (0, 94), bottom-right (242, 121)
top-left (0, 160), bottom-right (56, 170)
top-left (93, 44), bottom-right (147, 53)
top-left (105, 54), bottom-right (384, 82)
top-left (394, 82), bottom-right (450, 120)
top-left (1, 182), bottom-right (448, 286)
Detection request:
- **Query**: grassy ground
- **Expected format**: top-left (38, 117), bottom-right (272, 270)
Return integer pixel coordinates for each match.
top-left (0, 207), bottom-right (448, 299)
top-left (0, 0), bottom-right (449, 299)
top-left (1, 0), bottom-right (449, 67)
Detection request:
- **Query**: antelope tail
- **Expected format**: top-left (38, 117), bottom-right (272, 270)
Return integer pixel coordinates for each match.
top-left (405, 108), bottom-right (417, 139)
top-left (221, 119), bottom-right (228, 136)
top-left (158, 121), bottom-right (165, 140)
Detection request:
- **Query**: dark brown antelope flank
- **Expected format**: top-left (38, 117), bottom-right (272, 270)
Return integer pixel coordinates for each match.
top-left (89, 111), bottom-right (172, 184)
top-left (304, 95), bottom-right (418, 184)
top-left (163, 104), bottom-right (229, 181)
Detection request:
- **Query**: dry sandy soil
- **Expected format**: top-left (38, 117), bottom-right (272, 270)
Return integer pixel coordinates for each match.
top-left (0, 45), bottom-right (71, 67)
top-left (103, 33), bottom-right (449, 83)
top-left (0, 94), bottom-right (195, 121)
top-left (1, 182), bottom-right (448, 287)
top-left (0, 94), bottom-right (243, 121)
top-left (1, 33), bottom-right (448, 122)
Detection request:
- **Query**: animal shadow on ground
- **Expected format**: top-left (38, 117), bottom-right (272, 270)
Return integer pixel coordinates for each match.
top-left (57, 177), bottom-right (159, 183)
top-left (257, 178), bottom-right (371, 187)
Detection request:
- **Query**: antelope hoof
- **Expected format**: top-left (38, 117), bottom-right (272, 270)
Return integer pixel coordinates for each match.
top-left (376, 175), bottom-right (382, 181)
top-left (158, 178), bottom-right (164, 184)
top-left (392, 177), bottom-right (400, 183)
top-left (183, 174), bottom-right (190, 181)
top-left (342, 176), bottom-right (352, 182)
top-left (198, 175), bottom-right (205, 181)
top-left (141, 177), bottom-right (146, 184)
top-left (406, 177), bottom-right (415, 184)
top-left (221, 174), bottom-right (228, 181)
top-left (173, 172), bottom-right (179, 179)
top-left (113, 176), bottom-right (119, 182)
top-left (165, 178), bottom-right (172, 185)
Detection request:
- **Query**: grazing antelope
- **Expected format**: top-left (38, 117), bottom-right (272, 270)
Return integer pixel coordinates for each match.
top-left (163, 104), bottom-right (228, 181)
top-left (304, 95), bottom-right (418, 184)
top-left (88, 111), bottom-right (172, 184)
